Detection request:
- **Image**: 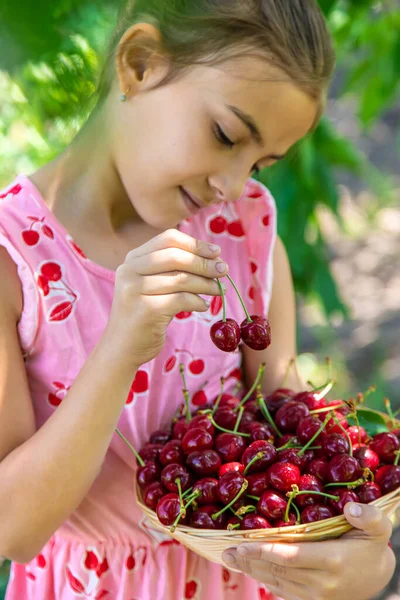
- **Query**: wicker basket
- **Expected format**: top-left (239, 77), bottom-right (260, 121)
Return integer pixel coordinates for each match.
top-left (136, 484), bottom-right (400, 567)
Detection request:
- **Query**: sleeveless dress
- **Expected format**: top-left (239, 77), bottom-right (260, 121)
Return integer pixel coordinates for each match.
top-left (0, 174), bottom-right (278, 600)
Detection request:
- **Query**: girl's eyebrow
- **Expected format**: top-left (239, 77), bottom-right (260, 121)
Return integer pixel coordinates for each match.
top-left (227, 104), bottom-right (286, 161)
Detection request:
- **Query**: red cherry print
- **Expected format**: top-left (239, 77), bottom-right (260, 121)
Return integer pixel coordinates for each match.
top-left (22, 230), bottom-right (40, 246)
top-left (247, 186), bottom-right (263, 199)
top-left (95, 591), bottom-right (110, 600)
top-left (259, 588), bottom-right (273, 600)
top-left (67, 236), bottom-right (87, 259)
top-left (210, 295), bottom-right (223, 316)
top-left (164, 356), bottom-right (177, 374)
top-left (261, 214), bottom-right (270, 227)
top-left (48, 382), bottom-right (69, 407)
top-left (248, 286), bottom-right (255, 301)
top-left (48, 393), bottom-right (62, 407)
top-left (48, 301), bottom-right (73, 322)
top-left (66, 566), bottom-right (86, 594)
top-left (227, 219), bottom-right (245, 238)
top-left (189, 359), bottom-right (205, 376)
top-left (0, 183), bottom-right (22, 198)
top-left (84, 550), bottom-right (99, 570)
top-left (53, 381), bottom-right (66, 390)
top-left (26, 572), bottom-right (36, 581)
top-left (37, 554), bottom-right (46, 569)
top-left (126, 555), bottom-right (136, 570)
top-left (192, 390), bottom-right (208, 406)
top-left (175, 312), bottom-right (192, 320)
top-left (228, 368), bottom-right (242, 380)
top-left (41, 224), bottom-right (54, 239)
top-left (250, 260), bottom-right (258, 274)
top-left (185, 580), bottom-right (199, 599)
top-left (126, 370), bottom-right (149, 404)
top-left (209, 215), bottom-right (227, 234)
top-left (41, 262), bottom-right (62, 282)
top-left (96, 557), bottom-right (109, 578)
top-left (222, 568), bottom-right (231, 583)
top-left (37, 274), bottom-right (50, 296)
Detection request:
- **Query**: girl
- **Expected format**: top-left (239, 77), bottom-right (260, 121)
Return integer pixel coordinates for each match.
top-left (0, 1), bottom-right (395, 599)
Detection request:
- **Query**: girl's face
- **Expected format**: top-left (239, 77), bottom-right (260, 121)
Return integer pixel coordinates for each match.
top-left (111, 55), bottom-right (318, 229)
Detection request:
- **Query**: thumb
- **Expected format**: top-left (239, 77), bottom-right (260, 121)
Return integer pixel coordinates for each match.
top-left (343, 502), bottom-right (393, 540)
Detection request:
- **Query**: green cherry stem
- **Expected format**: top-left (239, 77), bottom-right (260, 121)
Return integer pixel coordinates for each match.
top-left (385, 398), bottom-right (396, 423)
top-left (235, 364), bottom-right (266, 411)
top-left (176, 478), bottom-right (184, 510)
top-left (209, 414), bottom-right (251, 438)
top-left (212, 481), bottom-right (249, 520)
top-left (282, 358), bottom-right (295, 388)
top-left (229, 506), bottom-right (243, 520)
top-left (170, 489), bottom-right (201, 532)
top-left (395, 451), bottom-right (400, 467)
top-left (228, 523), bottom-right (241, 530)
top-left (325, 477), bottom-right (365, 489)
top-left (179, 363), bottom-right (192, 423)
top-left (212, 377), bottom-right (226, 416)
top-left (115, 428), bottom-right (145, 467)
top-left (332, 413), bottom-right (353, 457)
top-left (216, 278), bottom-right (227, 323)
top-left (243, 451), bottom-right (265, 476)
top-left (236, 505), bottom-right (257, 517)
top-left (298, 413), bottom-right (332, 457)
top-left (292, 502), bottom-right (301, 524)
top-left (257, 390), bottom-right (283, 438)
top-left (225, 274), bottom-right (252, 322)
top-left (233, 406), bottom-right (245, 433)
top-left (247, 495), bottom-right (261, 502)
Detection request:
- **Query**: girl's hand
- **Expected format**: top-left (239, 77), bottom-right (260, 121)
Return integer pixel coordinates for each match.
top-left (222, 503), bottom-right (396, 600)
top-left (104, 229), bottom-right (228, 369)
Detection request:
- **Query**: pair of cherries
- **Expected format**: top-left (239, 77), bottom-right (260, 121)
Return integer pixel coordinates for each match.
top-left (210, 275), bottom-right (271, 352)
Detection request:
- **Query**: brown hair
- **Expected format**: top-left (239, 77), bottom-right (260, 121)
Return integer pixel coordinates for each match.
top-left (97, 0), bottom-right (335, 108)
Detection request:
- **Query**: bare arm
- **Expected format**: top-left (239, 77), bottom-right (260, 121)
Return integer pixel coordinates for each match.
top-left (0, 248), bottom-right (137, 563)
top-left (242, 236), bottom-right (305, 394)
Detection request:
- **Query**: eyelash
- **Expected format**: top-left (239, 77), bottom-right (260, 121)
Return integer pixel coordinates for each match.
top-left (214, 123), bottom-right (260, 174)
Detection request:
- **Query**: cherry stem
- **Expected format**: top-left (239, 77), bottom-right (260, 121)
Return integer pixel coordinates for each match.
top-left (225, 274), bottom-right (252, 322)
top-left (298, 413), bottom-right (332, 457)
top-left (257, 391), bottom-right (283, 438)
top-left (229, 506), bottom-right (243, 520)
top-left (235, 363), bottom-right (266, 411)
top-left (325, 478), bottom-right (365, 489)
top-left (170, 490), bottom-right (201, 532)
top-left (179, 363), bottom-right (192, 423)
top-left (235, 505), bottom-right (257, 517)
top-left (277, 439), bottom-right (299, 452)
top-left (216, 278), bottom-right (227, 322)
top-left (284, 485), bottom-right (339, 522)
top-left (233, 380), bottom-right (243, 395)
top-left (208, 414), bottom-right (251, 438)
top-left (385, 398), bottom-right (395, 423)
top-left (310, 403), bottom-right (347, 415)
top-left (176, 478), bottom-right (184, 510)
top-left (228, 523), bottom-right (241, 530)
top-left (247, 495), bottom-right (261, 502)
top-left (212, 481), bottom-right (248, 520)
top-left (332, 413), bottom-right (353, 457)
top-left (182, 487), bottom-right (193, 499)
top-left (115, 428), bottom-right (145, 467)
top-left (211, 377), bottom-right (226, 416)
top-left (233, 406), bottom-right (244, 433)
top-left (395, 451), bottom-right (400, 467)
top-left (243, 451), bottom-right (265, 476)
top-left (292, 502), bottom-right (301, 524)
top-left (282, 358), bottom-right (295, 388)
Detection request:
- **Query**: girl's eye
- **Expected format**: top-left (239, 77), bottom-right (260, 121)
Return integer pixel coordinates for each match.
top-left (252, 164), bottom-right (260, 175)
top-left (214, 124), bottom-right (234, 149)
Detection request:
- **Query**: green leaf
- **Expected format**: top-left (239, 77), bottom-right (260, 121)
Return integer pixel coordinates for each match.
top-left (348, 409), bottom-right (389, 437)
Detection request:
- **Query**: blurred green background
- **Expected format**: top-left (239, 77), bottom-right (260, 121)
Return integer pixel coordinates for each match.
top-left (0, 0), bottom-right (399, 596)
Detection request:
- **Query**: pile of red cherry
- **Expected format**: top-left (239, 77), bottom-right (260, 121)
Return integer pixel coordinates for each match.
top-left (121, 364), bottom-right (400, 533)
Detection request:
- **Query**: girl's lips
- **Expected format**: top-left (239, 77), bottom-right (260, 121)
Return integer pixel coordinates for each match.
top-left (180, 187), bottom-right (203, 215)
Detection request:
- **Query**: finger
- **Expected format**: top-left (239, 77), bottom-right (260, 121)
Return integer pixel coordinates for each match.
top-left (236, 541), bottom-right (328, 571)
top-left (148, 291), bottom-right (210, 316)
top-left (140, 272), bottom-right (225, 297)
top-left (343, 503), bottom-right (392, 541)
top-left (133, 247), bottom-right (229, 279)
top-left (127, 228), bottom-right (221, 260)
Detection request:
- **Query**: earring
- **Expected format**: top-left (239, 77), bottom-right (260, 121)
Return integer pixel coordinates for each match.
top-left (120, 87), bottom-right (130, 102)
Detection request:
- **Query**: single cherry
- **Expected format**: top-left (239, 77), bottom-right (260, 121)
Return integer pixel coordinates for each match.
top-left (161, 464), bottom-right (191, 493)
top-left (242, 440), bottom-right (277, 474)
top-left (156, 493), bottom-right (181, 526)
top-left (237, 411), bottom-right (258, 434)
top-left (181, 427), bottom-right (214, 455)
top-left (347, 426), bottom-right (367, 446)
top-left (264, 389), bottom-right (295, 414)
top-left (326, 455), bottom-right (362, 484)
top-left (278, 448), bottom-right (313, 473)
top-left (301, 504), bottom-right (335, 524)
top-left (190, 504), bottom-right (227, 529)
top-left (322, 433), bottom-right (350, 458)
top-left (296, 474), bottom-right (324, 508)
top-left (249, 422), bottom-right (275, 442)
top-left (329, 488), bottom-right (359, 515)
top-left (149, 430), bottom-right (171, 445)
top-left (354, 447), bottom-right (379, 473)
top-left (187, 414), bottom-right (215, 435)
top-left (369, 432), bottom-right (400, 464)
top-left (307, 458), bottom-right (329, 482)
top-left (273, 512), bottom-right (298, 527)
top-left (217, 471), bottom-right (246, 505)
top-left (226, 516), bottom-right (241, 530)
top-left (186, 450), bottom-right (221, 476)
top-left (297, 416), bottom-right (327, 445)
top-left (257, 490), bottom-right (287, 520)
top-left (137, 462), bottom-right (161, 489)
top-left (375, 465), bottom-right (400, 494)
top-left (219, 462), bottom-right (245, 477)
top-left (240, 514), bottom-right (271, 530)
top-left (240, 316), bottom-right (271, 351)
top-left (213, 407), bottom-right (238, 430)
top-left (358, 482), bottom-right (382, 504)
top-left (267, 462), bottom-right (301, 493)
top-left (246, 472), bottom-right (269, 496)
top-left (160, 440), bottom-right (184, 466)
top-left (139, 443), bottom-right (163, 464)
top-left (276, 434), bottom-right (297, 448)
top-left (210, 319), bottom-right (241, 353)
top-left (215, 433), bottom-right (246, 463)
top-left (192, 478), bottom-right (219, 505)
top-left (143, 481), bottom-right (166, 511)
top-left (294, 391), bottom-right (327, 412)
top-left (275, 401), bottom-right (310, 434)
top-left (172, 418), bottom-right (189, 440)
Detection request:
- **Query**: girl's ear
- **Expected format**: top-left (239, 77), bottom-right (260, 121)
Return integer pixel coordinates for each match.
top-left (116, 23), bottom-right (169, 97)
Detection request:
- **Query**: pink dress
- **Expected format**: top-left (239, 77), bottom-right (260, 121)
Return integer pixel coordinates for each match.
top-left (0, 174), bottom-right (278, 600)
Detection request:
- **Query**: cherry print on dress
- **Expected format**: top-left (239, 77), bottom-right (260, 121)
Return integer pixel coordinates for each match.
top-left (125, 370), bottom-right (149, 407)
top-left (174, 311), bottom-right (193, 321)
top-left (163, 356), bottom-right (178, 374)
top-left (0, 183), bottom-right (22, 199)
top-left (36, 260), bottom-right (79, 323)
top-left (22, 216), bottom-right (55, 247)
top-left (174, 349), bottom-right (205, 376)
top-left (48, 381), bottom-right (70, 407)
top-left (125, 547), bottom-right (147, 571)
top-left (67, 235), bottom-right (87, 259)
top-left (210, 295), bottom-right (223, 316)
top-left (260, 213), bottom-right (270, 228)
top-left (185, 580), bottom-right (201, 599)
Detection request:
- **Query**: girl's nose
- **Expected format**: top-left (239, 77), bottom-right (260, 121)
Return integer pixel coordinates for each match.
top-left (208, 171), bottom-right (248, 204)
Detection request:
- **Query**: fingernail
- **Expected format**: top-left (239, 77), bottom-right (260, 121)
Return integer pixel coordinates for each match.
top-left (349, 503), bottom-right (362, 518)
top-left (209, 244), bottom-right (220, 253)
top-left (216, 261), bottom-right (228, 274)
